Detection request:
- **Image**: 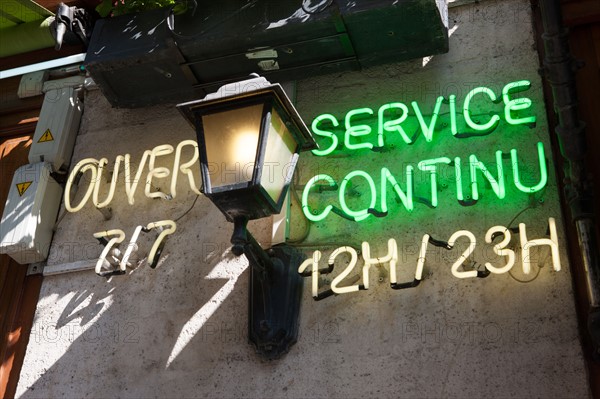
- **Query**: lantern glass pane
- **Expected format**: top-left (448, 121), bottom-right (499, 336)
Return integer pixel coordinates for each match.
top-left (260, 108), bottom-right (297, 204)
top-left (201, 104), bottom-right (263, 188)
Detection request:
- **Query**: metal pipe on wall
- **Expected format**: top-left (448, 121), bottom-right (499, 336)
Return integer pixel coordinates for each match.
top-left (538, 0), bottom-right (600, 359)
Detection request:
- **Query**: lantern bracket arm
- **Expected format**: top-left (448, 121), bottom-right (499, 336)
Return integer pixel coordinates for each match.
top-left (231, 216), bottom-right (273, 278)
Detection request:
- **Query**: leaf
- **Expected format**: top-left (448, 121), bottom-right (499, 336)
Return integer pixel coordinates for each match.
top-left (172, 2), bottom-right (187, 15)
top-left (95, 0), bottom-right (115, 17)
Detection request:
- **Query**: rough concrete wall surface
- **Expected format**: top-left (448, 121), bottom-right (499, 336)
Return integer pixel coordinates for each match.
top-left (17, 0), bottom-right (590, 398)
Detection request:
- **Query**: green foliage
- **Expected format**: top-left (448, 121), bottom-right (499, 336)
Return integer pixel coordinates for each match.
top-left (95, 0), bottom-right (187, 18)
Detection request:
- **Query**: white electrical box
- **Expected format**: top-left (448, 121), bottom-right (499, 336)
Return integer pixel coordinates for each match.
top-left (18, 70), bottom-right (49, 99)
top-left (0, 162), bottom-right (62, 264)
top-left (29, 87), bottom-right (83, 171)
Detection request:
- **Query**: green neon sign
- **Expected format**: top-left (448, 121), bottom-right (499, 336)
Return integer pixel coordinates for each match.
top-left (344, 108), bottom-right (374, 151)
top-left (469, 150), bottom-right (505, 200)
top-left (462, 87), bottom-right (500, 133)
top-left (454, 156), bottom-right (464, 201)
top-left (511, 141), bottom-right (547, 193)
top-left (302, 174), bottom-right (336, 222)
top-left (311, 114), bottom-right (339, 156)
top-left (339, 170), bottom-right (377, 222)
top-left (309, 80), bottom-right (535, 155)
top-left (449, 94), bottom-right (458, 136)
top-left (503, 80), bottom-right (536, 126)
top-left (378, 103), bottom-right (411, 146)
top-left (301, 143), bottom-right (550, 222)
top-left (412, 95), bottom-right (444, 143)
top-left (302, 79), bottom-right (548, 222)
top-left (381, 166), bottom-right (413, 213)
top-left (418, 157), bottom-right (451, 207)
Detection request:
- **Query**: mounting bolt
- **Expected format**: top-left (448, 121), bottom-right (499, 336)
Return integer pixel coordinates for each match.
top-left (26, 262), bottom-right (43, 275)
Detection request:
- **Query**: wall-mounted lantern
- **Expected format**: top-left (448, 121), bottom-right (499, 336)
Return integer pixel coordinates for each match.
top-left (177, 75), bottom-right (317, 359)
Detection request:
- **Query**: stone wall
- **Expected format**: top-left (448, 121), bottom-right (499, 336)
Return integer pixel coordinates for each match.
top-left (17, 1), bottom-right (590, 397)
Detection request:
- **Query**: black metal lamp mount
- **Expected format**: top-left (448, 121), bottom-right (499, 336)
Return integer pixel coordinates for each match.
top-left (177, 75), bottom-right (317, 359)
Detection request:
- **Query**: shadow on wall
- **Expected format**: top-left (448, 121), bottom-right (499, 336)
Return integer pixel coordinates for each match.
top-left (20, 214), bottom-right (282, 397)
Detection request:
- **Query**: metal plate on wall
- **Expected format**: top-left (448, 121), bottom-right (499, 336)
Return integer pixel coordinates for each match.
top-left (85, 9), bottom-right (197, 108)
top-left (85, 1), bottom-right (448, 108)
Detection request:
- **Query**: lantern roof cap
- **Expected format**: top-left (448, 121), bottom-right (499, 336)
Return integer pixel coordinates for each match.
top-left (177, 75), bottom-right (318, 152)
top-left (203, 75), bottom-right (271, 102)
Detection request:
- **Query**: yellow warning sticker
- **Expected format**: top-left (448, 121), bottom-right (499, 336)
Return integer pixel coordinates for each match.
top-left (38, 129), bottom-right (54, 143)
top-left (16, 181), bottom-right (32, 196)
